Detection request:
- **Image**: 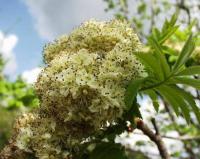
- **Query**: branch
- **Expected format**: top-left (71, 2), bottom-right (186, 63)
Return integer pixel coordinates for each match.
top-left (177, 0), bottom-right (191, 24)
top-left (134, 118), bottom-right (170, 159)
top-left (163, 101), bottom-right (176, 122)
top-left (151, 118), bottom-right (160, 135)
top-left (133, 132), bottom-right (200, 141)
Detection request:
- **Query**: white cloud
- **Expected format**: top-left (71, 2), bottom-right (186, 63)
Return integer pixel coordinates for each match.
top-left (23, 0), bottom-right (113, 40)
top-left (22, 67), bottom-right (41, 84)
top-left (0, 31), bottom-right (18, 75)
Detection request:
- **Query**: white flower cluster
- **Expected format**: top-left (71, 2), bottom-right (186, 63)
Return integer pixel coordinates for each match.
top-left (15, 112), bottom-right (69, 159)
top-left (14, 19), bottom-right (145, 158)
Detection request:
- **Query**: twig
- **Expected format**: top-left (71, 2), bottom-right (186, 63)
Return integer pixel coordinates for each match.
top-left (177, 0), bottom-right (191, 24)
top-left (133, 132), bottom-right (200, 141)
top-left (135, 118), bottom-right (170, 159)
top-left (151, 118), bottom-right (160, 135)
top-left (163, 101), bottom-right (176, 122)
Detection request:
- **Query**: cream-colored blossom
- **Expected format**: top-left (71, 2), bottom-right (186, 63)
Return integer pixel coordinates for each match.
top-left (15, 112), bottom-right (69, 159)
top-left (36, 19), bottom-right (145, 136)
top-left (14, 19), bottom-right (145, 158)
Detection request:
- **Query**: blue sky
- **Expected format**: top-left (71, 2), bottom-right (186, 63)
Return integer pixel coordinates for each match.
top-left (0, 0), bottom-right (199, 79)
top-left (0, 0), bottom-right (111, 77)
top-left (0, 0), bottom-right (45, 76)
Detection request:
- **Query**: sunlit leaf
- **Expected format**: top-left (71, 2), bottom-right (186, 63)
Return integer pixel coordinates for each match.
top-left (148, 37), bottom-right (171, 77)
top-left (135, 53), bottom-right (164, 80)
top-left (176, 66), bottom-right (200, 76)
top-left (160, 85), bottom-right (191, 123)
top-left (169, 85), bottom-right (200, 123)
top-left (168, 77), bottom-right (200, 90)
top-left (173, 35), bottom-right (195, 72)
top-left (125, 78), bottom-right (145, 110)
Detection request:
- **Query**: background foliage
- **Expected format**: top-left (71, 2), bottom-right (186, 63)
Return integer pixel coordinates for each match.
top-left (0, 56), bottom-right (38, 149)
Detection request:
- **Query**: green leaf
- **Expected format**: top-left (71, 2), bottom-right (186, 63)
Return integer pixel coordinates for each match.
top-left (152, 28), bottom-right (161, 40)
top-left (157, 12), bottom-right (179, 44)
top-left (159, 26), bottom-right (179, 44)
top-left (125, 78), bottom-right (145, 110)
top-left (168, 77), bottom-right (200, 90)
top-left (169, 85), bottom-right (200, 123)
top-left (131, 102), bottom-right (142, 119)
top-left (164, 86), bottom-right (191, 123)
top-left (137, 3), bottom-right (146, 14)
top-left (144, 90), bottom-right (159, 112)
top-left (148, 37), bottom-right (171, 77)
top-left (135, 53), bottom-right (164, 80)
top-left (162, 45), bottom-right (179, 56)
top-left (90, 142), bottom-right (128, 159)
top-left (169, 12), bottom-right (179, 27)
top-left (176, 66), bottom-right (200, 76)
top-left (123, 101), bottom-right (142, 126)
top-left (156, 86), bottom-right (180, 116)
top-left (162, 12), bottom-right (178, 32)
top-left (173, 35), bottom-right (195, 72)
top-left (157, 85), bottom-right (191, 123)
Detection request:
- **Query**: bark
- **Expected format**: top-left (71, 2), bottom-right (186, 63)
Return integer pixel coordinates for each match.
top-left (135, 118), bottom-right (170, 159)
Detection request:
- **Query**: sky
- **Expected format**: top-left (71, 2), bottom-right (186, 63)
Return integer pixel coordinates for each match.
top-left (0, 0), bottom-right (113, 80)
top-left (0, 0), bottom-right (199, 82)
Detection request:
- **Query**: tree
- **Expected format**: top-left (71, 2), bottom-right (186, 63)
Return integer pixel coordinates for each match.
top-left (0, 54), bottom-right (38, 150)
top-left (1, 12), bottom-right (200, 159)
top-left (104, 0), bottom-right (200, 41)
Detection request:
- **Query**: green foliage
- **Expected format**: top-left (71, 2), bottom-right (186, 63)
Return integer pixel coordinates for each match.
top-left (172, 35), bottom-right (195, 72)
top-left (152, 12), bottom-right (179, 44)
top-left (89, 142), bottom-right (127, 159)
top-left (0, 77), bottom-right (38, 149)
top-left (104, 0), bottom-right (200, 40)
top-left (126, 150), bottom-right (149, 159)
top-left (144, 90), bottom-right (159, 112)
top-left (0, 108), bottom-right (19, 149)
top-left (0, 57), bottom-right (38, 149)
top-left (176, 66), bottom-right (200, 76)
top-left (0, 78), bottom-right (39, 110)
top-left (1, 3), bottom-right (200, 157)
top-left (125, 78), bottom-right (145, 110)
top-left (125, 13), bottom-right (200, 124)
top-left (104, 0), bottom-right (128, 20)
top-left (148, 36), bottom-right (171, 78)
top-left (86, 12), bottom-right (200, 159)
top-left (73, 12), bottom-right (200, 159)
top-left (0, 55), bottom-right (5, 75)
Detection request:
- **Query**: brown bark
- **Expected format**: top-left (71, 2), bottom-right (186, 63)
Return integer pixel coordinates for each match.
top-left (135, 118), bottom-right (170, 159)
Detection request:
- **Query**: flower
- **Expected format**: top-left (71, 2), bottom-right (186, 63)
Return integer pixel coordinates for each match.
top-left (14, 19), bottom-right (145, 158)
top-left (36, 19), bottom-right (145, 137)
